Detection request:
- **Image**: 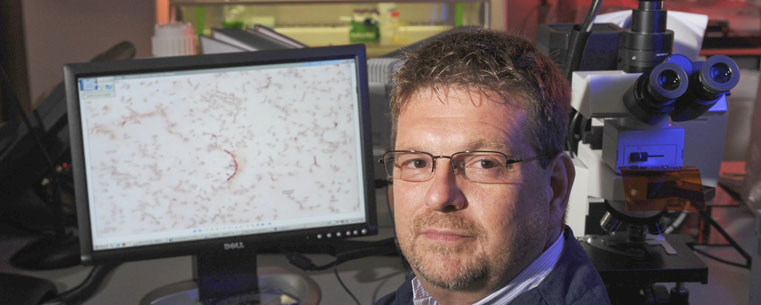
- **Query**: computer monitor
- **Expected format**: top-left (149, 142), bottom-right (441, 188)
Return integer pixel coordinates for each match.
top-left (64, 44), bottom-right (377, 303)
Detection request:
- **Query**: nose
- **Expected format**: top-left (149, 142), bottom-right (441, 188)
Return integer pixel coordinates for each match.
top-left (424, 158), bottom-right (466, 211)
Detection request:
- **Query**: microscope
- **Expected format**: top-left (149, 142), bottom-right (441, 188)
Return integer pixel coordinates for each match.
top-left (538, 1), bottom-right (740, 304)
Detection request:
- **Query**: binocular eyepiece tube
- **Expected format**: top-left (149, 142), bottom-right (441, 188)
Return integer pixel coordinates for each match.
top-left (623, 54), bottom-right (740, 125)
top-left (623, 61), bottom-right (688, 125)
top-left (671, 55), bottom-right (740, 122)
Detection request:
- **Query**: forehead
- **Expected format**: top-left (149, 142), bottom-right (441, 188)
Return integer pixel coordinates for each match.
top-left (396, 87), bottom-right (530, 154)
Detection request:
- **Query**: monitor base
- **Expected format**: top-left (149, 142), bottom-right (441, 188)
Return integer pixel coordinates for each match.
top-left (139, 266), bottom-right (320, 305)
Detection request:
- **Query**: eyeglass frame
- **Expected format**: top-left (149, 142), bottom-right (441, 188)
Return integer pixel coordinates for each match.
top-left (378, 150), bottom-right (549, 183)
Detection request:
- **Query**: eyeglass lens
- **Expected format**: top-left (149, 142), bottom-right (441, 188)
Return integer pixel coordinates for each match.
top-left (383, 151), bottom-right (513, 183)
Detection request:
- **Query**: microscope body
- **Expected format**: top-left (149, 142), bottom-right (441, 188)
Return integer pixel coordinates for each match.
top-left (537, 0), bottom-right (740, 238)
top-left (568, 70), bottom-right (731, 235)
top-left (539, 1), bottom-right (741, 304)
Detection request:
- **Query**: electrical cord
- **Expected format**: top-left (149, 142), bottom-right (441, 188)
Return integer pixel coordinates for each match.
top-left (334, 258), bottom-right (361, 305)
top-left (561, 0), bottom-right (602, 160)
top-left (662, 210), bottom-right (689, 234)
top-left (695, 244), bottom-right (734, 248)
top-left (689, 245), bottom-right (749, 269)
top-left (567, 110), bottom-right (582, 156)
top-left (0, 68), bottom-right (55, 171)
top-left (579, 0), bottom-right (602, 34)
top-left (669, 184), bottom-right (753, 269)
top-left (647, 182), bottom-right (752, 269)
top-left (562, 0), bottom-right (603, 81)
top-left (691, 204), bottom-right (752, 269)
top-left (285, 238), bottom-right (398, 271)
top-left (0, 65), bottom-right (64, 232)
top-left (287, 179), bottom-right (409, 304)
top-left (0, 66), bottom-right (58, 176)
top-left (717, 183), bottom-right (744, 205)
top-left (286, 239), bottom-right (399, 305)
top-left (41, 262), bottom-right (120, 305)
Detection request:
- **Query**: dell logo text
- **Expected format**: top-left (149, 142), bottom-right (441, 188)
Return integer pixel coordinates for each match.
top-left (224, 242), bottom-right (245, 250)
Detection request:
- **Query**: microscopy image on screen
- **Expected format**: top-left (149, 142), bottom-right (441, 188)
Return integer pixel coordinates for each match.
top-left (78, 60), bottom-right (364, 243)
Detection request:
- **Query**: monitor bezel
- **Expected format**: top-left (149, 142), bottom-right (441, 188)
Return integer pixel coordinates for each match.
top-left (64, 44), bottom-right (377, 265)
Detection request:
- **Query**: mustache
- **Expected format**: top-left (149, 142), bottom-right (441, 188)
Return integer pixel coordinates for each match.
top-left (412, 212), bottom-right (483, 236)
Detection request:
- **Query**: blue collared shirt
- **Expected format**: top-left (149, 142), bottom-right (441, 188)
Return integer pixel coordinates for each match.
top-left (411, 232), bottom-right (566, 305)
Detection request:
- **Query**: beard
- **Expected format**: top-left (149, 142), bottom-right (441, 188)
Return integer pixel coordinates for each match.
top-left (400, 212), bottom-right (489, 290)
top-left (398, 211), bottom-right (540, 291)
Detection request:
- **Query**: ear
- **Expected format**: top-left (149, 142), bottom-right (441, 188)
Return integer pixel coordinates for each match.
top-left (546, 152), bottom-right (575, 226)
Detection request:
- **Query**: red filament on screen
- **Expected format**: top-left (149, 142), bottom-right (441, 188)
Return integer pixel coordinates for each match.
top-left (224, 149), bottom-right (239, 182)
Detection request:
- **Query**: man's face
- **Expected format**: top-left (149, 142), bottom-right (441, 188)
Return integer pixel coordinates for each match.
top-left (392, 87), bottom-right (556, 292)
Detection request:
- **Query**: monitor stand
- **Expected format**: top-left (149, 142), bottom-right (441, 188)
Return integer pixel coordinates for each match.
top-left (140, 251), bottom-right (320, 305)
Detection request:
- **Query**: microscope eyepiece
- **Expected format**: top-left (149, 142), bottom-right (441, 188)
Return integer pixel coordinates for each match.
top-left (710, 63), bottom-right (732, 85)
top-left (624, 61), bottom-right (689, 124)
top-left (647, 63), bottom-right (687, 101)
top-left (656, 69), bottom-right (681, 91)
top-left (699, 55), bottom-right (740, 95)
top-left (670, 55), bottom-right (740, 122)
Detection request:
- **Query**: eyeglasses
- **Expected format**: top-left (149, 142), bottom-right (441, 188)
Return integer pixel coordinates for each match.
top-left (379, 150), bottom-right (547, 183)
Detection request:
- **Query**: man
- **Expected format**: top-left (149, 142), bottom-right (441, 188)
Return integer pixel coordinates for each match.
top-left (376, 30), bottom-right (610, 305)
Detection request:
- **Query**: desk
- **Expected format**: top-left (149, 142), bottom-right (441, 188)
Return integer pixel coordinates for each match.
top-left (0, 224), bottom-right (408, 304)
top-left (1, 180), bottom-right (402, 304)
top-left (3, 188), bottom-right (756, 304)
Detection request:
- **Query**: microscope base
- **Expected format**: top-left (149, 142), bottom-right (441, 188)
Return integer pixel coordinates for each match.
top-left (581, 234), bottom-right (707, 285)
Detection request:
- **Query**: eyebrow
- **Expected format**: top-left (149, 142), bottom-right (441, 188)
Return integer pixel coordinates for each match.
top-left (394, 139), bottom-right (518, 157)
top-left (464, 139), bottom-right (515, 156)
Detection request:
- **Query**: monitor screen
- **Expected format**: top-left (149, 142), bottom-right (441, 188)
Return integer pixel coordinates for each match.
top-left (65, 45), bottom-right (377, 265)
